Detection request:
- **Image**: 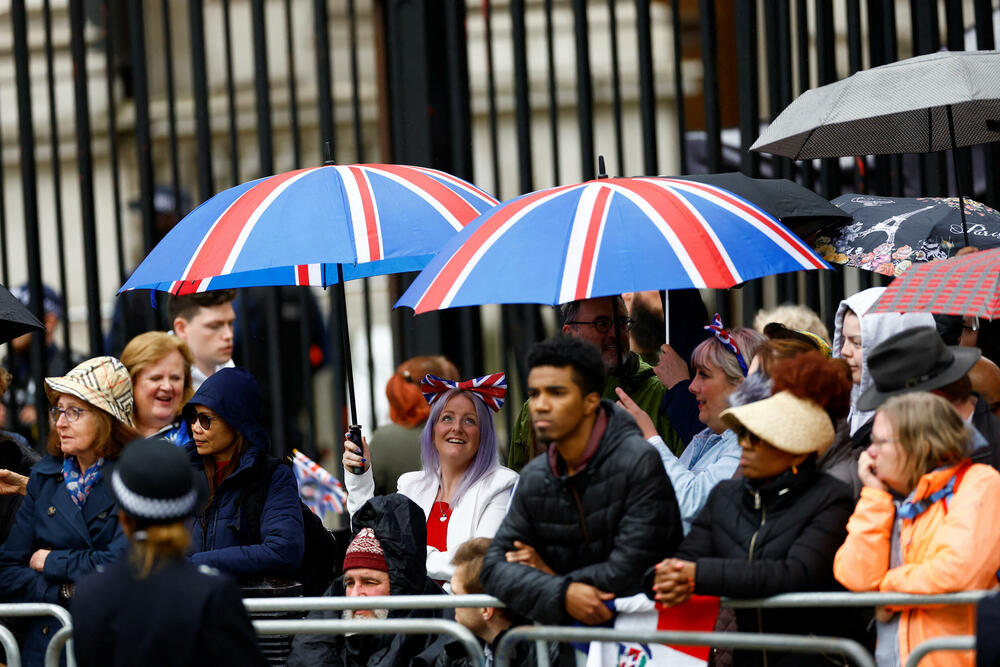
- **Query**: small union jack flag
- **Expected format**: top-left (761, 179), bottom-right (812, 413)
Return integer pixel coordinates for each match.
top-left (291, 449), bottom-right (347, 516)
top-left (704, 313), bottom-right (749, 376)
top-left (419, 372), bottom-right (507, 412)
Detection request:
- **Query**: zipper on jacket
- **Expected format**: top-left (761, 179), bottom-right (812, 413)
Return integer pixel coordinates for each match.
top-left (570, 484), bottom-right (591, 545)
top-left (747, 489), bottom-right (768, 667)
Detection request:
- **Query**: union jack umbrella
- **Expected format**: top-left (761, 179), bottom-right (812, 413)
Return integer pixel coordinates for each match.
top-left (118, 162), bottom-right (498, 430)
top-left (870, 248), bottom-right (1000, 318)
top-left (119, 163), bottom-right (499, 295)
top-left (396, 176), bottom-right (829, 313)
top-left (291, 449), bottom-right (347, 516)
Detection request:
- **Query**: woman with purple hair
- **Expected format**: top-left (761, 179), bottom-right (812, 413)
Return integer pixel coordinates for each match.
top-left (343, 373), bottom-right (518, 586)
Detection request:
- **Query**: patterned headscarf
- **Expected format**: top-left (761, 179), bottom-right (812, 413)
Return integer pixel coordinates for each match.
top-left (704, 313), bottom-right (749, 376)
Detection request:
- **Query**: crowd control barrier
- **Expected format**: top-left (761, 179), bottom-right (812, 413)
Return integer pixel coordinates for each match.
top-left (0, 603), bottom-right (75, 667)
top-left (252, 618), bottom-right (484, 664)
top-left (495, 626), bottom-right (876, 667)
top-left (0, 624), bottom-right (20, 667)
top-left (904, 635), bottom-right (976, 667)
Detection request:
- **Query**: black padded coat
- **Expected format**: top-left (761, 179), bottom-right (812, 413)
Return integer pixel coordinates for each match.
top-left (676, 456), bottom-right (860, 666)
top-left (481, 401), bottom-right (682, 625)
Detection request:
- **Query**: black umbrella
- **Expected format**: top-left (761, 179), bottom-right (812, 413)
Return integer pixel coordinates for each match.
top-left (750, 50), bottom-right (1000, 244)
top-left (673, 172), bottom-right (852, 240)
top-left (0, 284), bottom-right (44, 345)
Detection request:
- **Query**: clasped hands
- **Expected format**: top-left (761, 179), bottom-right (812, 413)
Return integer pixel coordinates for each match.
top-left (505, 540), bottom-right (614, 625)
top-left (651, 557), bottom-right (697, 607)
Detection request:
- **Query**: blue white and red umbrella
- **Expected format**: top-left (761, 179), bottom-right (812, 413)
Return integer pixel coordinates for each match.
top-left (396, 177), bottom-right (829, 313)
top-left (119, 163), bottom-right (499, 295)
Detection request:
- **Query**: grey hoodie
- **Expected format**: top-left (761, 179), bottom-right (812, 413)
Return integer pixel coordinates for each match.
top-left (832, 287), bottom-right (934, 435)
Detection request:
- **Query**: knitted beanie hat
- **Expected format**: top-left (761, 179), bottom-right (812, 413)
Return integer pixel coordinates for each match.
top-left (342, 527), bottom-right (389, 573)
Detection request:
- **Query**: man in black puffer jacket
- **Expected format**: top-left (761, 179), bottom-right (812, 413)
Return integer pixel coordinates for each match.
top-left (481, 336), bottom-right (682, 627)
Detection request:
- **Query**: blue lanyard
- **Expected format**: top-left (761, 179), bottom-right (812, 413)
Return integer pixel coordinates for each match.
top-left (896, 474), bottom-right (958, 520)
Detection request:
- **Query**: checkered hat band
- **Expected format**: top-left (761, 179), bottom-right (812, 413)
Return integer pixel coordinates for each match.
top-left (112, 469), bottom-right (197, 521)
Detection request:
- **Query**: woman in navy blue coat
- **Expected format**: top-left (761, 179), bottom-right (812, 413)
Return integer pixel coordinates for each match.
top-left (0, 356), bottom-right (139, 666)
top-left (184, 367), bottom-right (304, 578)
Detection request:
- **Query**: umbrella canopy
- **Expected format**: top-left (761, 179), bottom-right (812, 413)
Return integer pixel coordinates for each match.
top-left (675, 172), bottom-right (851, 239)
top-left (120, 163), bottom-right (499, 295)
top-left (396, 177), bottom-right (829, 314)
top-left (814, 194), bottom-right (1000, 276)
top-left (750, 50), bottom-right (1000, 159)
top-left (869, 248), bottom-right (1000, 318)
top-left (0, 284), bottom-right (44, 344)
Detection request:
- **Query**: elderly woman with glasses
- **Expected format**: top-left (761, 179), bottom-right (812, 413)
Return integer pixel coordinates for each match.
top-left (183, 367), bottom-right (304, 580)
top-left (835, 392), bottom-right (1000, 667)
top-left (0, 357), bottom-right (139, 666)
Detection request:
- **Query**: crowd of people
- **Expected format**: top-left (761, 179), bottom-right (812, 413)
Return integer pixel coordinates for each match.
top-left (2, 283), bottom-right (1000, 666)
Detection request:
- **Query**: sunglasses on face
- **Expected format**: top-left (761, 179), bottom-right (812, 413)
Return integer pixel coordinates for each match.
top-left (49, 406), bottom-right (88, 424)
top-left (187, 411), bottom-right (221, 431)
top-left (564, 315), bottom-right (634, 334)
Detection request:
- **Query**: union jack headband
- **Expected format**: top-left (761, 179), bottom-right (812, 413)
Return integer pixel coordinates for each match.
top-left (704, 313), bottom-right (749, 376)
top-left (420, 372), bottom-right (507, 413)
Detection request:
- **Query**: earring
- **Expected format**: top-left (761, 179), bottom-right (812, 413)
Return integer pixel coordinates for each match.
top-left (791, 464), bottom-right (798, 475)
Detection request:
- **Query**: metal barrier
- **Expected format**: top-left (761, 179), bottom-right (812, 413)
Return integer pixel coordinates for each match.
top-left (495, 626), bottom-right (876, 667)
top-left (244, 594), bottom-right (503, 613)
top-left (44, 628), bottom-right (73, 667)
top-left (0, 624), bottom-right (20, 667)
top-left (723, 591), bottom-right (989, 608)
top-left (904, 635), bottom-right (975, 667)
top-left (244, 590), bottom-right (989, 614)
top-left (253, 618), bottom-right (484, 665)
top-left (0, 603), bottom-right (75, 667)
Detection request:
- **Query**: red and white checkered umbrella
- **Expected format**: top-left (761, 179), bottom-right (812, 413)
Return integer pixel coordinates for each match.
top-left (870, 248), bottom-right (1000, 318)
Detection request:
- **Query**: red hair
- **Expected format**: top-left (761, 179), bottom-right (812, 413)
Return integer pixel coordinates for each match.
top-left (770, 351), bottom-right (852, 422)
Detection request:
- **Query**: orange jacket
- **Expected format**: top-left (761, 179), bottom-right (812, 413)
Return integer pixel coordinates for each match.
top-left (834, 462), bottom-right (1000, 667)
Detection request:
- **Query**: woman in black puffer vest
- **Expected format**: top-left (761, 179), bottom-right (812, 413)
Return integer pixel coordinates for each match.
top-left (652, 353), bottom-right (864, 667)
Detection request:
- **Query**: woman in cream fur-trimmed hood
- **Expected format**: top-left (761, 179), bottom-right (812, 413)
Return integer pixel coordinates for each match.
top-left (832, 287), bottom-right (934, 439)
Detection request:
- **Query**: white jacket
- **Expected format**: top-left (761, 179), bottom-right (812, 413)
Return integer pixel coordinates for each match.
top-left (345, 464), bottom-right (518, 582)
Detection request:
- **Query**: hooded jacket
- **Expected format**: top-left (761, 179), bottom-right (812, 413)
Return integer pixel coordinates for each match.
top-left (288, 494), bottom-right (448, 667)
top-left (481, 401), bottom-right (682, 625)
top-left (676, 457), bottom-right (859, 667)
top-left (834, 462), bottom-right (1000, 667)
top-left (185, 367), bottom-right (304, 577)
top-left (832, 288), bottom-right (934, 436)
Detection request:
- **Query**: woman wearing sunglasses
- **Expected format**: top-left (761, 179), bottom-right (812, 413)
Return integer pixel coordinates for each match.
top-left (183, 367), bottom-right (304, 580)
top-left (0, 357), bottom-right (139, 666)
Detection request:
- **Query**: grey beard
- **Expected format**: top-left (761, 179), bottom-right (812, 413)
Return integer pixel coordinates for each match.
top-left (342, 607), bottom-right (390, 630)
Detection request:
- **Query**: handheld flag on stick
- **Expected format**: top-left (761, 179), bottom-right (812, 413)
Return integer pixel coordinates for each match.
top-left (291, 449), bottom-right (347, 516)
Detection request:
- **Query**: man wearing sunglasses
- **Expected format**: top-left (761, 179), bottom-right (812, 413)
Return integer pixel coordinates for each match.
top-left (507, 296), bottom-right (684, 472)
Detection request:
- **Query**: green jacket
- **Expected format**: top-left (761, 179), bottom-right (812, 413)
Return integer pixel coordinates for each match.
top-left (506, 353), bottom-right (685, 472)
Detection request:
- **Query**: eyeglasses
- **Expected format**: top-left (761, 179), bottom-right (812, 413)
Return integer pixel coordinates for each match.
top-left (187, 412), bottom-right (220, 430)
top-left (564, 315), bottom-right (634, 334)
top-left (963, 316), bottom-right (980, 333)
top-left (49, 406), bottom-right (89, 423)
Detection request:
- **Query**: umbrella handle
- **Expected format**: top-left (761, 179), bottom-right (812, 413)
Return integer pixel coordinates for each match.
top-left (347, 424), bottom-right (365, 475)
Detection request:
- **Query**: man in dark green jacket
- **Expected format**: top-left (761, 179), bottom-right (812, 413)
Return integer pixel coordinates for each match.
top-left (507, 296), bottom-right (684, 471)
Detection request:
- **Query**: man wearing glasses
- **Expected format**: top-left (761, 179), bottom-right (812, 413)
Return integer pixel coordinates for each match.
top-left (507, 296), bottom-right (684, 471)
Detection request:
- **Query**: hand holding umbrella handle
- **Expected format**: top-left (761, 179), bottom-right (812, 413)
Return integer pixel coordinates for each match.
top-left (347, 425), bottom-right (365, 475)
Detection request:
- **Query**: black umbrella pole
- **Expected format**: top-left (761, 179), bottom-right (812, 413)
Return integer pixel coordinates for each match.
top-left (336, 264), bottom-right (364, 474)
top-left (946, 105), bottom-right (970, 246)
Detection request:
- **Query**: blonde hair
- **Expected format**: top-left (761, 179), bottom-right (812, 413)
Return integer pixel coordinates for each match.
top-left (121, 513), bottom-right (191, 579)
top-left (878, 393), bottom-right (971, 491)
top-left (691, 327), bottom-right (765, 385)
top-left (121, 332), bottom-right (195, 415)
top-left (754, 304), bottom-right (830, 343)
